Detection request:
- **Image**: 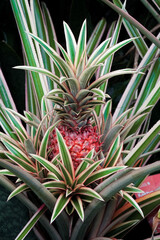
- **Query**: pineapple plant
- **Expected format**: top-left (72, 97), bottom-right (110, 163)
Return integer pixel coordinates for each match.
top-left (0, 0), bottom-right (160, 239)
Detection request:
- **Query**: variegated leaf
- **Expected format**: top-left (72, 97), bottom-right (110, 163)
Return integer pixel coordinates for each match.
top-left (71, 196), bottom-right (84, 221)
top-left (51, 193), bottom-right (71, 223)
top-left (56, 128), bottom-right (74, 179)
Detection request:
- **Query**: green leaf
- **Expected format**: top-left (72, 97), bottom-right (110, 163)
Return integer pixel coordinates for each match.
top-left (31, 154), bottom-right (63, 180)
top-left (102, 125), bottom-right (123, 154)
top-left (39, 121), bottom-right (60, 158)
top-left (71, 196), bottom-right (84, 221)
top-left (75, 149), bottom-right (94, 177)
top-left (121, 190), bottom-right (144, 217)
top-left (43, 180), bottom-right (66, 191)
top-left (0, 69), bottom-right (17, 110)
top-left (76, 187), bottom-right (104, 202)
top-left (124, 185), bottom-right (144, 194)
top-left (63, 21), bottom-right (76, 63)
top-left (6, 153), bottom-right (36, 173)
top-left (15, 204), bottom-right (47, 240)
top-left (87, 18), bottom-right (107, 56)
top-left (76, 160), bottom-right (103, 184)
top-left (1, 139), bottom-right (33, 164)
top-left (0, 106), bottom-right (19, 140)
top-left (10, 0), bottom-right (45, 107)
top-left (51, 193), bottom-right (70, 223)
top-left (42, 2), bottom-right (60, 78)
top-left (58, 161), bottom-right (73, 187)
top-left (14, 65), bottom-right (68, 92)
top-left (74, 20), bottom-right (86, 68)
top-left (0, 169), bottom-right (15, 176)
top-left (91, 88), bottom-right (105, 98)
top-left (87, 38), bottom-right (111, 66)
top-left (8, 183), bottom-right (29, 200)
top-left (123, 120), bottom-right (160, 165)
top-left (27, 32), bottom-right (74, 77)
top-left (114, 0), bottom-right (148, 57)
top-left (113, 41), bottom-right (159, 120)
top-left (84, 166), bottom-right (126, 185)
top-left (107, 220), bottom-right (138, 238)
top-left (5, 109), bottom-right (28, 141)
top-left (0, 175), bottom-right (61, 240)
top-left (56, 128), bottom-right (74, 179)
top-left (93, 38), bottom-right (136, 65)
top-left (79, 65), bottom-right (100, 89)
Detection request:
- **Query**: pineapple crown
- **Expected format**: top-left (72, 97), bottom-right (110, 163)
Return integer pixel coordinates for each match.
top-left (15, 20), bottom-right (136, 128)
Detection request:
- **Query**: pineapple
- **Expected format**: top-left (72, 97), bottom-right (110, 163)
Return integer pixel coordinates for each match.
top-left (48, 124), bottom-right (101, 168)
top-left (1, 5), bottom-right (160, 239)
top-left (18, 20), bottom-right (135, 170)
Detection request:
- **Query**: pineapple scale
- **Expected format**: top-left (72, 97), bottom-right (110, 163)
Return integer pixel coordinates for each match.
top-left (48, 124), bottom-right (101, 168)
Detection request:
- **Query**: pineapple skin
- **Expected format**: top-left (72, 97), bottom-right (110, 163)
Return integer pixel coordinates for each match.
top-left (48, 124), bottom-right (101, 168)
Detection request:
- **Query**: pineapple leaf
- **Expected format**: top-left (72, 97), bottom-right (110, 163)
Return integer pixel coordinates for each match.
top-left (102, 125), bottom-right (123, 154)
top-left (76, 187), bottom-right (104, 202)
top-left (76, 160), bottom-right (103, 184)
top-left (31, 154), bottom-right (63, 180)
top-left (75, 149), bottom-right (95, 177)
top-left (58, 161), bottom-right (73, 187)
top-left (5, 109), bottom-right (28, 141)
top-left (120, 190), bottom-right (144, 218)
top-left (79, 65), bottom-right (100, 89)
top-left (103, 100), bottom-right (112, 122)
top-left (43, 180), bottom-right (66, 191)
top-left (133, 57), bottom-right (160, 115)
top-left (107, 220), bottom-right (139, 238)
top-left (71, 163), bottom-right (160, 240)
top-left (84, 166), bottom-right (126, 185)
top-left (87, 18), bottom-right (107, 56)
top-left (63, 21), bottom-right (77, 63)
top-left (15, 204), bottom-right (47, 240)
top-left (56, 41), bottom-right (74, 67)
top-left (0, 169), bottom-right (15, 176)
top-left (27, 32), bottom-right (74, 77)
top-left (14, 66), bottom-right (67, 92)
top-left (1, 139), bottom-right (33, 165)
top-left (24, 139), bottom-right (36, 155)
top-left (123, 120), bottom-right (160, 166)
top-left (113, 40), bottom-right (159, 120)
top-left (10, 0), bottom-right (45, 107)
top-left (6, 153), bottom-right (36, 173)
top-left (91, 88), bottom-right (106, 98)
top-left (0, 69), bottom-right (17, 110)
top-left (87, 38), bottom-right (111, 66)
top-left (8, 183), bottom-right (29, 201)
top-left (92, 38), bottom-right (136, 65)
top-left (114, 0), bottom-right (148, 57)
top-left (51, 193), bottom-right (71, 223)
top-left (39, 121), bottom-right (60, 158)
top-left (71, 196), bottom-right (84, 221)
top-left (124, 185), bottom-right (144, 194)
top-left (61, 78), bottom-right (80, 96)
top-left (105, 143), bottom-right (123, 167)
top-left (74, 20), bottom-right (86, 68)
top-left (0, 106), bottom-right (19, 141)
top-left (56, 128), bottom-right (74, 179)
